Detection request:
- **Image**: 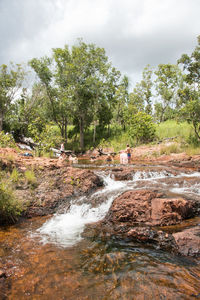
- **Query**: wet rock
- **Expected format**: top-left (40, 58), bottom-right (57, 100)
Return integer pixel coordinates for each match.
top-left (105, 190), bottom-right (198, 227)
top-left (127, 227), bottom-right (178, 252)
top-left (23, 167), bottom-right (103, 218)
top-left (173, 226), bottom-right (200, 256)
top-left (111, 167), bottom-right (134, 181)
top-left (99, 189), bottom-right (200, 255)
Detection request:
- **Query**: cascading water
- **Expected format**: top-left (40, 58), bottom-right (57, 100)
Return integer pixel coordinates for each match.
top-left (36, 174), bottom-right (127, 247)
top-left (1, 166), bottom-right (200, 299)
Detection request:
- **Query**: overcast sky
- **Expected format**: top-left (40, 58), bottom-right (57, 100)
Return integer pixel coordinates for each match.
top-left (0, 0), bottom-right (199, 89)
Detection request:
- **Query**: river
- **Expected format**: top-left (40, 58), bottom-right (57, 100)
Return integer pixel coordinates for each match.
top-left (0, 161), bottom-right (200, 299)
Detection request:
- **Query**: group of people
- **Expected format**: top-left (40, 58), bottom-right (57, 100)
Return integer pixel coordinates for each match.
top-left (59, 143), bottom-right (78, 164)
top-left (59, 143), bottom-right (132, 165)
top-left (105, 144), bottom-right (132, 164)
top-left (119, 144), bottom-right (131, 164)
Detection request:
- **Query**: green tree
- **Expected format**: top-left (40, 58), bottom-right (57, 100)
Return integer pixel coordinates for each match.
top-left (126, 111), bottom-right (156, 144)
top-left (141, 64), bottom-right (153, 115)
top-left (178, 35), bottom-right (200, 89)
top-left (0, 63), bottom-right (25, 131)
top-left (113, 75), bottom-right (129, 130)
top-left (177, 36), bottom-right (200, 140)
top-left (154, 64), bottom-right (183, 122)
top-left (30, 40), bottom-right (121, 150)
top-left (29, 56), bottom-right (70, 142)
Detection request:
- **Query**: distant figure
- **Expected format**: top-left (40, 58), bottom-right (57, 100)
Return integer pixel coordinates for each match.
top-left (90, 156), bottom-right (97, 162)
top-left (120, 151), bottom-right (128, 164)
top-left (60, 143), bottom-right (65, 153)
top-left (106, 154), bottom-right (113, 162)
top-left (69, 155), bottom-right (78, 164)
top-left (126, 144), bottom-right (131, 163)
top-left (58, 152), bottom-right (66, 161)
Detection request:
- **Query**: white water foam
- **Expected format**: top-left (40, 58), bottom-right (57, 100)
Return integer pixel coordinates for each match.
top-left (171, 182), bottom-right (200, 195)
top-left (36, 175), bottom-right (125, 247)
top-left (132, 170), bottom-right (174, 181)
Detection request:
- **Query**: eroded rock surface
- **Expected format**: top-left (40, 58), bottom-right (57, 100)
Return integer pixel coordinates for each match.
top-left (100, 189), bottom-right (200, 256)
top-left (105, 190), bottom-right (198, 226)
top-left (22, 167), bottom-right (103, 218)
top-left (173, 226), bottom-right (200, 256)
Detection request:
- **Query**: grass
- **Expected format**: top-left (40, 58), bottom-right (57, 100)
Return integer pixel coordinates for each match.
top-left (159, 143), bottom-right (182, 155)
top-left (0, 172), bottom-right (23, 224)
top-left (10, 168), bottom-right (21, 183)
top-left (24, 169), bottom-right (37, 186)
top-left (156, 120), bottom-right (193, 141)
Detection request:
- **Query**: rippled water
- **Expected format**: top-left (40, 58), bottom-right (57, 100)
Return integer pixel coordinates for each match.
top-left (0, 163), bottom-right (200, 299)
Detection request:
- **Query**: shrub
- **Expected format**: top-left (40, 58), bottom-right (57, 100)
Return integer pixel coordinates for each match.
top-left (160, 143), bottom-right (181, 155)
top-left (0, 181), bottom-right (23, 224)
top-left (0, 131), bottom-right (16, 148)
top-left (128, 112), bottom-right (156, 144)
top-left (10, 168), bottom-right (20, 183)
top-left (24, 169), bottom-right (37, 186)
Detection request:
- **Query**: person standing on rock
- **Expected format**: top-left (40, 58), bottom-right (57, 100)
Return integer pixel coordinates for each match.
top-left (126, 144), bottom-right (131, 163)
top-left (60, 143), bottom-right (65, 153)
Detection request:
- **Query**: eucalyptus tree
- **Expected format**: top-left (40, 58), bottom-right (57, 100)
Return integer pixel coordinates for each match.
top-left (129, 83), bottom-right (145, 113)
top-left (113, 75), bottom-right (130, 130)
top-left (10, 84), bottom-right (48, 137)
top-left (154, 64), bottom-right (183, 122)
top-left (178, 35), bottom-right (200, 89)
top-left (53, 40), bottom-right (121, 149)
top-left (141, 64), bottom-right (153, 115)
top-left (29, 56), bottom-right (70, 142)
top-left (0, 63), bottom-right (25, 131)
top-left (177, 35), bottom-right (200, 140)
top-left (30, 40), bottom-right (121, 150)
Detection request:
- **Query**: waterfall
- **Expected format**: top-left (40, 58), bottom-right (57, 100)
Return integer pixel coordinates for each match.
top-left (36, 174), bottom-right (126, 247)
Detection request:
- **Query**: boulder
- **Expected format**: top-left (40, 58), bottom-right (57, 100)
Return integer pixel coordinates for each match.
top-left (105, 190), bottom-right (197, 226)
top-left (173, 226), bottom-right (200, 256)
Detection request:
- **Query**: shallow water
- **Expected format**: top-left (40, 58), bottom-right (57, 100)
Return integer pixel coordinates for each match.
top-left (1, 163), bottom-right (200, 299)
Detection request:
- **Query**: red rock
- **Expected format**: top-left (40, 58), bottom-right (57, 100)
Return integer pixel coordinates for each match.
top-left (173, 226), bottom-right (200, 256)
top-left (106, 190), bottom-right (195, 227)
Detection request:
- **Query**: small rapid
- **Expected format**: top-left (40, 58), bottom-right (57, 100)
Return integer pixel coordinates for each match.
top-left (36, 174), bottom-right (127, 247)
top-left (36, 169), bottom-right (200, 248)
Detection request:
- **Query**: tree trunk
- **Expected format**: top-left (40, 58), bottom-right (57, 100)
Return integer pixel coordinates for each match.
top-left (0, 110), bottom-right (3, 131)
top-left (79, 117), bottom-right (84, 151)
top-left (64, 118), bottom-right (68, 144)
top-left (93, 120), bottom-right (97, 144)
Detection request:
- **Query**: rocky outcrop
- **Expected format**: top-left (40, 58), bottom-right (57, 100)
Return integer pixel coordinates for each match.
top-left (100, 189), bottom-right (200, 256)
top-left (105, 190), bottom-right (197, 226)
top-left (111, 167), bottom-right (134, 181)
top-left (19, 167), bottom-right (103, 218)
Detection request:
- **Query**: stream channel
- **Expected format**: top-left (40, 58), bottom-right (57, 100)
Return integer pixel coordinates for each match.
top-left (0, 160), bottom-right (200, 299)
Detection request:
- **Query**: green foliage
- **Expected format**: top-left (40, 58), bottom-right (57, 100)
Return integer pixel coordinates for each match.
top-left (24, 169), bottom-right (37, 186)
top-left (160, 143), bottom-right (181, 155)
top-left (127, 112), bottom-right (156, 144)
top-left (178, 35), bottom-right (200, 86)
top-left (180, 98), bottom-right (200, 140)
top-left (187, 133), bottom-right (200, 147)
top-left (0, 177), bottom-right (23, 224)
top-left (0, 131), bottom-right (16, 148)
top-left (10, 168), bottom-right (20, 183)
top-left (154, 64), bottom-right (183, 122)
top-left (0, 63), bottom-right (26, 131)
top-left (156, 120), bottom-right (193, 141)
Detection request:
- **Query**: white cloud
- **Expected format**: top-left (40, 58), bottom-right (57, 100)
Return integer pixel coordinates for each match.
top-left (0, 0), bottom-right (199, 88)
